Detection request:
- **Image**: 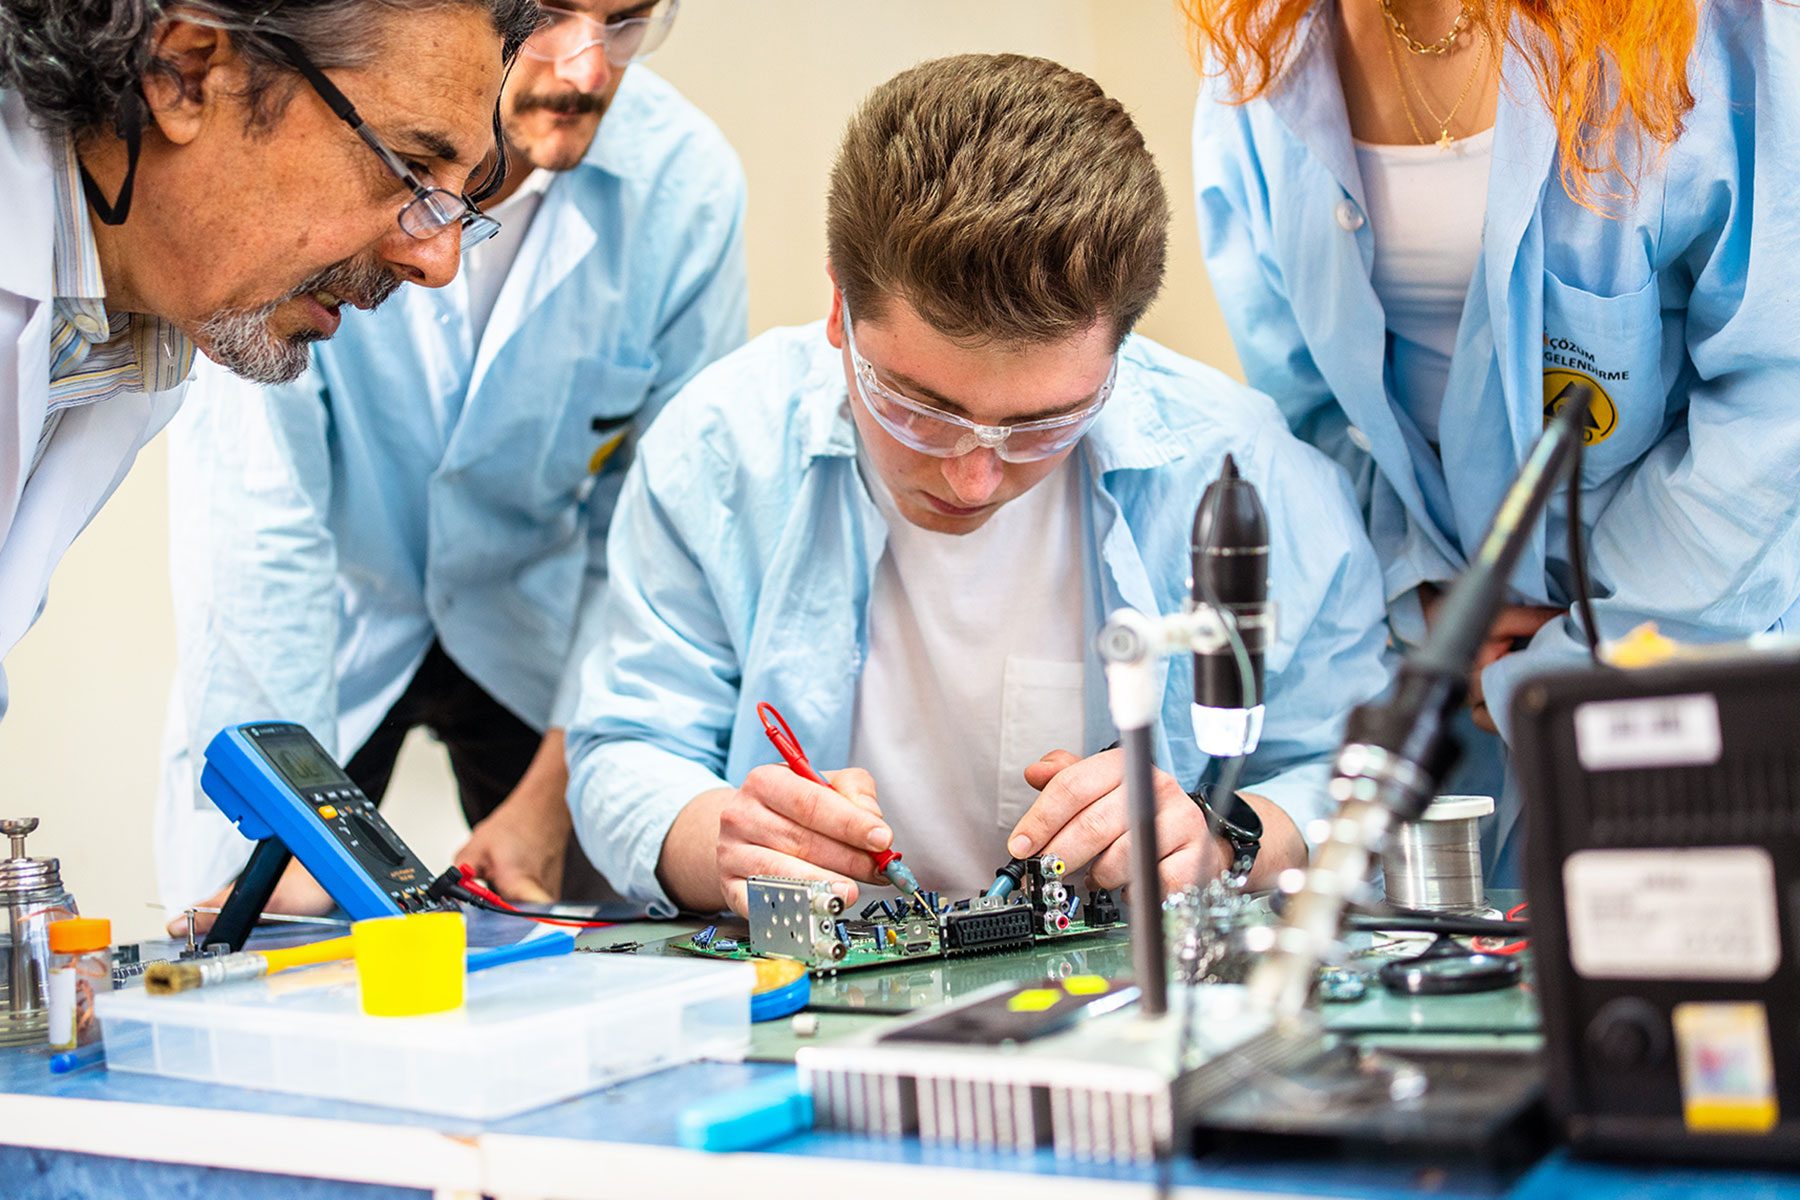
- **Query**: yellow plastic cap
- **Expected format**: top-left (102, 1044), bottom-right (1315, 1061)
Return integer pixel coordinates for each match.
top-left (351, 911), bottom-right (467, 1017)
top-left (48, 918), bottom-right (111, 953)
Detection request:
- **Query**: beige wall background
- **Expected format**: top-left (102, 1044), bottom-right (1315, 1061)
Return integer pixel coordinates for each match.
top-left (0, 0), bottom-right (1242, 945)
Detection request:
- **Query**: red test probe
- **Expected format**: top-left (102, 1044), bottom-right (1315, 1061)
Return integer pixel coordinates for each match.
top-left (755, 702), bottom-right (932, 912)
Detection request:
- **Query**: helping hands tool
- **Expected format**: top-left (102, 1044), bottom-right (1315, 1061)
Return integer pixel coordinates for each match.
top-left (755, 702), bottom-right (932, 914)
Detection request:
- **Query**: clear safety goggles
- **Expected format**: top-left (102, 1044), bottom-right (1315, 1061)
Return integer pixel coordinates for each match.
top-left (842, 304), bottom-right (1114, 464)
top-left (522, 0), bottom-right (681, 67)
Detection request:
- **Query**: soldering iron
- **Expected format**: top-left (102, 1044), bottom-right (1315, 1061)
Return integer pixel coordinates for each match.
top-left (1247, 384), bottom-right (1595, 1019)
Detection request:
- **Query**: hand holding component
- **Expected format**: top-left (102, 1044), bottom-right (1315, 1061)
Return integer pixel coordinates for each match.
top-left (1006, 747), bottom-right (1241, 894)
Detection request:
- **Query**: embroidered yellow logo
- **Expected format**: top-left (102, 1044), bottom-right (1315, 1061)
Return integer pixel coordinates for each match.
top-left (587, 429), bottom-right (629, 475)
top-left (1542, 369), bottom-right (1618, 445)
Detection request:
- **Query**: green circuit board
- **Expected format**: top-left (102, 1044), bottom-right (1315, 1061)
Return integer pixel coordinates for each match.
top-left (670, 917), bottom-right (1119, 975)
top-left (661, 864), bottom-right (1120, 976)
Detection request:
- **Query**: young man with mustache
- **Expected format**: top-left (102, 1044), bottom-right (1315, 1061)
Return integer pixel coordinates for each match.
top-left (157, 0), bottom-right (748, 921)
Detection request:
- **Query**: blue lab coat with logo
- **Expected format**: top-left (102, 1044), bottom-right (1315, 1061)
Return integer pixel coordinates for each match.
top-left (156, 68), bottom-right (747, 908)
top-left (565, 323), bottom-right (1395, 910)
top-left (1193, 3), bottom-right (1800, 876)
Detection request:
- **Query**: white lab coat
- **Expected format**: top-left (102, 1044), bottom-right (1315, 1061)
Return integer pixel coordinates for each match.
top-left (0, 91), bottom-right (186, 717)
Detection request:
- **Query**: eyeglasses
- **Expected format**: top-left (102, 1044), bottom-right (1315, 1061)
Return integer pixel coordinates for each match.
top-left (523, 0), bottom-right (681, 68)
top-left (268, 35), bottom-right (502, 250)
top-left (841, 304), bottom-right (1115, 463)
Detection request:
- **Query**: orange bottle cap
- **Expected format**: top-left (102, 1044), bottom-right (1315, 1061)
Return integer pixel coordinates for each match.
top-left (48, 917), bottom-right (111, 953)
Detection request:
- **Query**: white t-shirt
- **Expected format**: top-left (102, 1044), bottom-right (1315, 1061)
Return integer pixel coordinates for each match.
top-left (1354, 128), bottom-right (1493, 447)
top-left (847, 455), bottom-right (1089, 897)
top-left (461, 168), bottom-right (553, 340)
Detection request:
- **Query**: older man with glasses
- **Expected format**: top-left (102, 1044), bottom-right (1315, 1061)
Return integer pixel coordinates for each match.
top-left (564, 55), bottom-right (1395, 918)
top-left (0, 0), bottom-right (537, 721)
top-left (157, 0), bottom-right (748, 921)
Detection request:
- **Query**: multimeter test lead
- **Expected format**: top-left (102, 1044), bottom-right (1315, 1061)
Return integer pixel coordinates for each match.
top-left (755, 702), bottom-right (934, 914)
top-left (985, 857), bottom-right (1029, 900)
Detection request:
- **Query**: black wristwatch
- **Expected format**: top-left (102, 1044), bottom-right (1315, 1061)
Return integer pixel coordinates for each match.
top-left (1191, 784), bottom-right (1263, 885)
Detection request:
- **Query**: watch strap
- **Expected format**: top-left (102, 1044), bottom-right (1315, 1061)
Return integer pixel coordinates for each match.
top-left (1190, 783), bottom-right (1262, 884)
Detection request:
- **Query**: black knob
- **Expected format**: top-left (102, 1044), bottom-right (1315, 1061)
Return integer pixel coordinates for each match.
top-left (350, 812), bottom-right (405, 867)
top-left (1587, 998), bottom-right (1667, 1069)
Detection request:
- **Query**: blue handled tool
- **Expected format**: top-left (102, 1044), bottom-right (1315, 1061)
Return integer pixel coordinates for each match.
top-left (466, 932), bottom-right (576, 974)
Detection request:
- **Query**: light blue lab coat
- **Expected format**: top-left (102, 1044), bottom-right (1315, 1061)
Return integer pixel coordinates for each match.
top-left (565, 323), bottom-right (1395, 909)
top-left (156, 68), bottom-right (747, 908)
top-left (1193, 3), bottom-right (1800, 875)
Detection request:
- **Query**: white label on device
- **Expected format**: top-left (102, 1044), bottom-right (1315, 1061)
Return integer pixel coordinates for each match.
top-left (1574, 694), bottom-right (1721, 771)
top-left (1565, 848), bottom-right (1780, 981)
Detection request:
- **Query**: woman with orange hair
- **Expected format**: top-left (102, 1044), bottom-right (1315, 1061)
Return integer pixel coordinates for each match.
top-left (1188, 0), bottom-right (1800, 881)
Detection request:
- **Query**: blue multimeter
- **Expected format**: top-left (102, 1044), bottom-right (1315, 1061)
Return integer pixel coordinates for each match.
top-left (201, 722), bottom-right (456, 950)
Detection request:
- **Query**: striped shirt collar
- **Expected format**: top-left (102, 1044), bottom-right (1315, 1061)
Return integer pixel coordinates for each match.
top-left (47, 141), bottom-right (196, 409)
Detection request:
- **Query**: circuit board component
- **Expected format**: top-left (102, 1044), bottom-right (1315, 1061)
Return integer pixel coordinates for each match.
top-left (1028, 854), bottom-right (1071, 934)
top-left (900, 916), bottom-right (936, 955)
top-left (1085, 888), bottom-right (1121, 927)
top-left (940, 895), bottom-right (1035, 956)
top-left (747, 877), bottom-right (848, 964)
top-left (699, 865), bottom-right (1117, 972)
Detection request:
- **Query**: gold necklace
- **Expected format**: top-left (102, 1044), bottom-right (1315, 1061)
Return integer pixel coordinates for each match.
top-left (1403, 27), bottom-right (1490, 147)
top-left (1378, 0), bottom-right (1471, 56)
top-left (1382, 15), bottom-right (1488, 149)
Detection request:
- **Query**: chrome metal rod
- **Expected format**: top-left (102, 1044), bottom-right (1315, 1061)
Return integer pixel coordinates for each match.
top-left (1122, 723), bottom-right (1166, 1016)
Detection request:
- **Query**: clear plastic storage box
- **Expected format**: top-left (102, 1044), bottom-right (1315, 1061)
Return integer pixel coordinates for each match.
top-left (96, 952), bottom-right (752, 1120)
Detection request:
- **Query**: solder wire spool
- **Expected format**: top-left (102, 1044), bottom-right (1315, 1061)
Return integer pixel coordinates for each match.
top-left (1379, 795), bottom-right (1494, 915)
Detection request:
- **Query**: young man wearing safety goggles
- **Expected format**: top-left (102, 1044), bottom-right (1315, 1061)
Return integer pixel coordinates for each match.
top-left (565, 54), bottom-right (1394, 917)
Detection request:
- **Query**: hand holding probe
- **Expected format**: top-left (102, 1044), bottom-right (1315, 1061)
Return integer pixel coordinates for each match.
top-left (755, 702), bottom-right (933, 913)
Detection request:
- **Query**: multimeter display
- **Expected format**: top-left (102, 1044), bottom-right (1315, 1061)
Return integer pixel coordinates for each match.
top-left (254, 729), bottom-right (354, 792)
top-left (203, 722), bottom-right (455, 921)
